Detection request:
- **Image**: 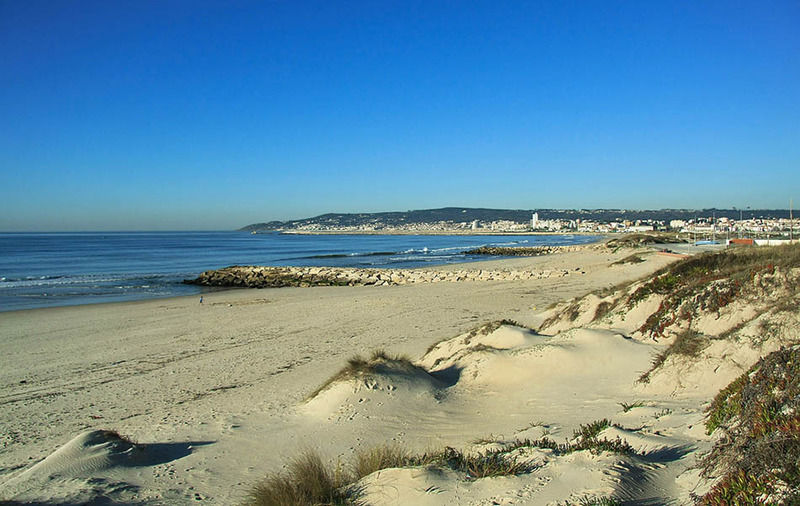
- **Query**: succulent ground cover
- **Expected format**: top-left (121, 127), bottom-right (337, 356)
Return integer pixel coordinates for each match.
top-left (628, 243), bottom-right (800, 338)
top-left (700, 346), bottom-right (800, 505)
top-left (542, 244), bottom-right (800, 382)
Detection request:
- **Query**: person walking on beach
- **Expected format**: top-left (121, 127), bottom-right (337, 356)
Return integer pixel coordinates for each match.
top-left (199, 296), bottom-right (203, 304)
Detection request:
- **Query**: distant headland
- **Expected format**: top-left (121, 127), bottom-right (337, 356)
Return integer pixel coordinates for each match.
top-left (241, 206), bottom-right (796, 236)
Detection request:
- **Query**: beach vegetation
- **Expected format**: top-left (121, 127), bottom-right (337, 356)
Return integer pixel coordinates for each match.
top-left (354, 443), bottom-right (535, 481)
top-left (637, 329), bottom-right (712, 383)
top-left (461, 319), bottom-right (526, 344)
top-left (307, 350), bottom-right (417, 400)
top-left (425, 319), bottom-right (529, 355)
top-left (699, 346), bottom-right (800, 505)
top-left (628, 244), bottom-right (800, 338)
top-left (99, 429), bottom-right (138, 445)
top-left (468, 343), bottom-right (502, 353)
top-left (246, 442), bottom-right (540, 504)
top-left (612, 253), bottom-right (646, 265)
top-left (246, 417), bottom-right (645, 505)
top-left (496, 419), bottom-right (634, 457)
top-left (470, 434), bottom-right (504, 445)
top-left (593, 300), bottom-right (614, 321)
top-left (605, 232), bottom-right (683, 251)
top-left (576, 498), bottom-right (621, 506)
top-left (623, 244), bottom-right (800, 379)
top-left (654, 408), bottom-right (673, 418)
top-left (573, 419), bottom-right (611, 440)
top-left (618, 400), bottom-right (646, 412)
top-left (353, 444), bottom-right (411, 479)
top-left (244, 451), bottom-right (358, 506)
top-left (565, 303), bottom-right (582, 322)
top-left (422, 446), bottom-right (535, 479)
top-left (540, 301), bottom-right (583, 329)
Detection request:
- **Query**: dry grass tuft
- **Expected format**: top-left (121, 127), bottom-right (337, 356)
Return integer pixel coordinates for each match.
top-left (245, 451), bottom-right (357, 506)
top-left (612, 253), bottom-right (646, 265)
top-left (247, 441), bottom-right (539, 505)
top-left (539, 301), bottom-right (582, 330)
top-left (573, 419), bottom-right (612, 440)
top-left (99, 429), bottom-right (138, 445)
top-left (576, 498), bottom-right (621, 506)
top-left (638, 329), bottom-right (711, 383)
top-left (353, 445), bottom-right (411, 480)
top-left (498, 419), bottom-right (634, 458)
top-left (426, 319), bottom-right (529, 355)
top-left (246, 416), bottom-right (644, 505)
top-left (593, 300), bottom-right (614, 321)
top-left (619, 400), bottom-right (646, 413)
top-left (356, 444), bottom-right (536, 481)
top-left (308, 350), bottom-right (416, 400)
top-left (469, 343), bottom-right (502, 353)
top-left (433, 446), bottom-right (534, 479)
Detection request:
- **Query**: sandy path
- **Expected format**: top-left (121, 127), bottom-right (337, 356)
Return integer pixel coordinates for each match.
top-left (0, 247), bottom-right (677, 504)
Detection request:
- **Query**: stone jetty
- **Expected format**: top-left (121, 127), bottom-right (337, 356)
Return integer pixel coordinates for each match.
top-left (463, 245), bottom-right (589, 256)
top-left (184, 265), bottom-right (574, 289)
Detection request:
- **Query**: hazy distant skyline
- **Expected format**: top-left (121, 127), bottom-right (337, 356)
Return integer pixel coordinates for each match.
top-left (1, 1), bottom-right (798, 231)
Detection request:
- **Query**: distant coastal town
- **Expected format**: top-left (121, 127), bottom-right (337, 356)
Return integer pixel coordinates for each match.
top-left (243, 207), bottom-right (798, 240)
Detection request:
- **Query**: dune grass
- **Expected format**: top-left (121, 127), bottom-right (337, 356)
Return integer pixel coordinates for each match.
top-left (633, 243), bottom-right (799, 319)
top-left (246, 418), bottom-right (640, 505)
top-left (244, 451), bottom-right (357, 506)
top-left (700, 346), bottom-right (800, 505)
top-left (605, 232), bottom-right (683, 251)
top-left (638, 329), bottom-right (711, 383)
top-left (629, 243), bottom-right (800, 311)
top-left (576, 498), bottom-right (621, 506)
top-left (573, 419), bottom-right (611, 440)
top-left (432, 446), bottom-right (535, 479)
top-left (354, 443), bottom-right (535, 481)
top-left (98, 429), bottom-right (138, 445)
top-left (307, 350), bottom-right (416, 400)
top-left (625, 244), bottom-right (800, 380)
top-left (618, 400), bottom-right (646, 412)
top-left (492, 419), bottom-right (634, 458)
top-left (353, 444), bottom-right (411, 480)
top-left (592, 300), bottom-right (614, 321)
top-left (425, 318), bottom-right (529, 356)
top-left (612, 253), bottom-right (646, 265)
top-left (545, 243), bottom-right (800, 338)
top-left (246, 442), bottom-right (538, 505)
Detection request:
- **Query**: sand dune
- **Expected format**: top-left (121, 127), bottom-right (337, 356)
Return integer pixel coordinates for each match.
top-left (346, 323), bottom-right (701, 505)
top-left (0, 430), bottom-right (210, 504)
top-left (6, 243), bottom-right (793, 504)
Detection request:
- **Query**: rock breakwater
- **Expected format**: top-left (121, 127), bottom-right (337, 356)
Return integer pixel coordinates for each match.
top-left (463, 245), bottom-right (590, 256)
top-left (184, 265), bottom-right (574, 289)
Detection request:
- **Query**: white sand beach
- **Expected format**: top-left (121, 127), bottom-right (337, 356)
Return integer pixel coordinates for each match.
top-left (0, 245), bottom-right (758, 504)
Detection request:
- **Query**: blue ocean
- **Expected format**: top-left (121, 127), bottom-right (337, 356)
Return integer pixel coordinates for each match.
top-left (0, 232), bottom-right (600, 312)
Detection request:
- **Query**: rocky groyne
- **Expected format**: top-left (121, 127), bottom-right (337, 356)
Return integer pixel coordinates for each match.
top-left (184, 265), bottom-right (574, 289)
top-left (463, 245), bottom-right (590, 256)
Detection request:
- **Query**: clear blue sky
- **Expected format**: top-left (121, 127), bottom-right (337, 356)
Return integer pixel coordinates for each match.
top-left (1, 0), bottom-right (798, 231)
